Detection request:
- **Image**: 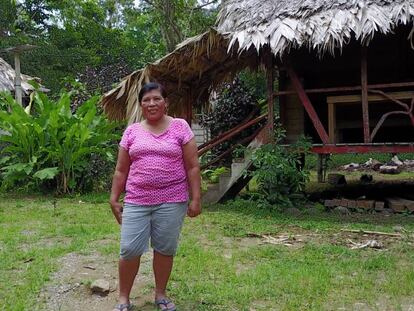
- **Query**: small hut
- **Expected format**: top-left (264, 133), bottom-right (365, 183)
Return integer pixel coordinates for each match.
top-left (102, 0), bottom-right (414, 180)
top-left (0, 57), bottom-right (46, 98)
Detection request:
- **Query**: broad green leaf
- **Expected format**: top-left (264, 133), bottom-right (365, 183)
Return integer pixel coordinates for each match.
top-left (33, 167), bottom-right (59, 180)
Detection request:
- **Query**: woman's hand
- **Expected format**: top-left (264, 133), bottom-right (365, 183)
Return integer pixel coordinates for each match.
top-left (187, 200), bottom-right (201, 218)
top-left (110, 201), bottom-right (123, 224)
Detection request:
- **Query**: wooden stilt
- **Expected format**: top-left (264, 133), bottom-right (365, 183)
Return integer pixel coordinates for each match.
top-left (286, 63), bottom-right (329, 144)
top-left (266, 50), bottom-right (275, 140)
top-left (317, 154), bottom-right (324, 183)
top-left (186, 89), bottom-right (193, 126)
top-left (361, 47), bottom-right (370, 143)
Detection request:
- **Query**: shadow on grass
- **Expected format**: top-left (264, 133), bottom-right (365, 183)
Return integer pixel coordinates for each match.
top-left (203, 199), bottom-right (414, 230)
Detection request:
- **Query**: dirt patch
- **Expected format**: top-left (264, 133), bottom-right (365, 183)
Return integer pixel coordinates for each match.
top-left (19, 237), bottom-right (72, 252)
top-left (38, 251), bottom-right (155, 311)
top-left (333, 297), bottom-right (414, 311)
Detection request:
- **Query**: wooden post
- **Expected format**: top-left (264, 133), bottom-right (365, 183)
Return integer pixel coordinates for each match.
top-left (14, 53), bottom-right (22, 106)
top-left (186, 89), bottom-right (193, 127)
top-left (361, 46), bottom-right (370, 143)
top-left (286, 63), bottom-right (330, 144)
top-left (266, 51), bottom-right (275, 138)
top-left (4, 45), bottom-right (38, 106)
top-left (317, 154), bottom-right (323, 183)
top-left (328, 103), bottom-right (336, 144)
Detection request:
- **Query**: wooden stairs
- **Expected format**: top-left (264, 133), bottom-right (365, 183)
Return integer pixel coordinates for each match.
top-left (201, 126), bottom-right (268, 204)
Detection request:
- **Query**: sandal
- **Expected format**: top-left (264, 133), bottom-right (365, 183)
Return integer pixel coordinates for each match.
top-left (113, 302), bottom-right (133, 311)
top-left (155, 298), bottom-right (176, 311)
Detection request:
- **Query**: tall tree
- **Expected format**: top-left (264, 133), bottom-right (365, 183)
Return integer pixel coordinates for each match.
top-left (140, 0), bottom-right (219, 52)
top-left (0, 0), bottom-right (17, 38)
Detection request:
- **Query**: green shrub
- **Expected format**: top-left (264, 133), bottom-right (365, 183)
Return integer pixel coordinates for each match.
top-left (250, 129), bottom-right (311, 207)
top-left (0, 91), bottom-right (120, 194)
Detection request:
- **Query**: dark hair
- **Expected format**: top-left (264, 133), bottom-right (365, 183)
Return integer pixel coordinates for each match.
top-left (138, 82), bottom-right (167, 103)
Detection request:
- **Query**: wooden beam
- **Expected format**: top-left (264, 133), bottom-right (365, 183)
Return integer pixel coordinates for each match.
top-left (266, 51), bottom-right (275, 136)
top-left (286, 63), bottom-right (330, 144)
top-left (311, 144), bottom-right (414, 154)
top-left (361, 46), bottom-right (370, 143)
top-left (185, 89), bottom-right (193, 126)
top-left (14, 53), bottom-right (22, 106)
top-left (328, 103), bottom-right (336, 144)
top-left (198, 114), bottom-right (267, 156)
top-left (274, 81), bottom-right (414, 96)
top-left (200, 126), bottom-right (264, 169)
top-left (327, 91), bottom-right (414, 104)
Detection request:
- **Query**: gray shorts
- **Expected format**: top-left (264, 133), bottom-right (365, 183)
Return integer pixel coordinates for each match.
top-left (120, 202), bottom-right (188, 259)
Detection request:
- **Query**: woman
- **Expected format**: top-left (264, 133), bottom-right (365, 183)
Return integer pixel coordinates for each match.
top-left (110, 82), bottom-right (201, 311)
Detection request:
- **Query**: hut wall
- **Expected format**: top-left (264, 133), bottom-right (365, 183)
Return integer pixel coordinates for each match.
top-left (281, 26), bottom-right (414, 145)
top-left (279, 73), bottom-right (304, 143)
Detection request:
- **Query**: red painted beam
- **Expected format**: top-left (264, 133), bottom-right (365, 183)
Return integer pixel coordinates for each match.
top-left (286, 63), bottom-right (330, 144)
top-left (311, 145), bottom-right (414, 154)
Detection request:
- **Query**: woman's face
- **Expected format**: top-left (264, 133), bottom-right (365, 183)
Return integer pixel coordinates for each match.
top-left (140, 89), bottom-right (167, 122)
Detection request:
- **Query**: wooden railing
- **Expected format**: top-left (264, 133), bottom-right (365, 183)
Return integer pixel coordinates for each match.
top-left (197, 112), bottom-right (267, 169)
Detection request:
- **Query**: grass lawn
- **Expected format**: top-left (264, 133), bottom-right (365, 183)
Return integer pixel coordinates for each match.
top-left (1, 194), bottom-right (414, 310)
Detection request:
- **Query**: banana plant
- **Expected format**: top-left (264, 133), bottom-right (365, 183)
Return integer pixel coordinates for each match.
top-left (0, 91), bottom-right (120, 193)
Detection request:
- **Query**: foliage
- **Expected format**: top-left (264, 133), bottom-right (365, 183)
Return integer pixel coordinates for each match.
top-left (0, 0), bottom-right (218, 95)
top-left (200, 77), bottom-right (262, 165)
top-left (139, 0), bottom-right (219, 52)
top-left (238, 70), bottom-right (267, 102)
top-left (251, 129), bottom-right (312, 207)
top-left (0, 91), bottom-right (119, 193)
top-left (202, 166), bottom-right (228, 184)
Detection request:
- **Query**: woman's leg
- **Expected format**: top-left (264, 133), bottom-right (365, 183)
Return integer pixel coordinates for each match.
top-left (153, 251), bottom-right (173, 299)
top-left (115, 204), bottom-right (151, 310)
top-left (118, 256), bottom-right (141, 304)
top-left (151, 202), bottom-right (188, 306)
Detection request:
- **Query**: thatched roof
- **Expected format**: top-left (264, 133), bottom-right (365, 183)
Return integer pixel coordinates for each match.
top-left (0, 57), bottom-right (45, 95)
top-left (102, 0), bottom-right (414, 122)
top-left (101, 29), bottom-right (259, 123)
top-left (218, 0), bottom-right (414, 56)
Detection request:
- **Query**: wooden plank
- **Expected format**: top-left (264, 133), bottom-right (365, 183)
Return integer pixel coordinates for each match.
top-left (286, 63), bottom-right (329, 144)
top-left (361, 47), bottom-right (370, 143)
top-left (386, 197), bottom-right (407, 213)
top-left (311, 144), bottom-right (414, 154)
top-left (200, 126), bottom-right (265, 170)
top-left (185, 89), bottom-right (193, 126)
top-left (387, 197), bottom-right (414, 212)
top-left (328, 103), bottom-right (336, 144)
top-left (274, 81), bottom-right (414, 96)
top-left (327, 91), bottom-right (414, 104)
top-left (198, 114), bottom-right (267, 156)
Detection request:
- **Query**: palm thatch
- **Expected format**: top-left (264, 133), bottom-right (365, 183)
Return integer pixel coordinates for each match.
top-left (218, 0), bottom-right (414, 56)
top-left (101, 29), bottom-right (259, 123)
top-left (102, 0), bottom-right (414, 122)
top-left (0, 57), bottom-right (44, 94)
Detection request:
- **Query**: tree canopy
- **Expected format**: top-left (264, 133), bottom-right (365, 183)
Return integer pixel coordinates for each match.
top-left (0, 0), bottom-right (220, 94)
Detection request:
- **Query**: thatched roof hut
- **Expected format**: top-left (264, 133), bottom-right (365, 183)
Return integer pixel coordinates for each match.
top-left (0, 57), bottom-right (44, 95)
top-left (101, 0), bottom-right (414, 125)
top-left (101, 29), bottom-right (261, 123)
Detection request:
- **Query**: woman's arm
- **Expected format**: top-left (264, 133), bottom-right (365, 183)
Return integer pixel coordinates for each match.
top-left (183, 137), bottom-right (201, 217)
top-left (109, 147), bottom-right (131, 224)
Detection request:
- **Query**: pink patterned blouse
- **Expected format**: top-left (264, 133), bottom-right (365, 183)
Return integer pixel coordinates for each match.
top-left (119, 118), bottom-right (194, 206)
